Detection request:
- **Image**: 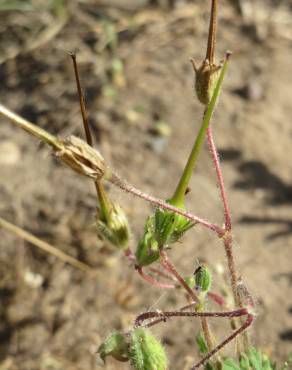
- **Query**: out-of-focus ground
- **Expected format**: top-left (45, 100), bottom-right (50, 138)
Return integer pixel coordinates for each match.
top-left (0, 0), bottom-right (292, 369)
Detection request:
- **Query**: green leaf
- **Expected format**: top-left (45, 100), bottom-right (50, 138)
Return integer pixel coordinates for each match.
top-left (239, 348), bottom-right (275, 370)
top-left (239, 354), bottom-right (251, 370)
top-left (196, 332), bottom-right (217, 370)
top-left (220, 348), bottom-right (276, 370)
top-left (249, 347), bottom-right (263, 370)
top-left (222, 358), bottom-right (241, 370)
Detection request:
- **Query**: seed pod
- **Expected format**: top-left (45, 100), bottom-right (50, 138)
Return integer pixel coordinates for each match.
top-left (135, 216), bottom-right (160, 267)
top-left (56, 135), bottom-right (109, 180)
top-left (194, 60), bottom-right (221, 106)
top-left (130, 328), bottom-right (168, 370)
top-left (97, 203), bottom-right (130, 250)
top-left (154, 207), bottom-right (194, 247)
top-left (194, 265), bottom-right (212, 293)
top-left (98, 331), bottom-right (129, 363)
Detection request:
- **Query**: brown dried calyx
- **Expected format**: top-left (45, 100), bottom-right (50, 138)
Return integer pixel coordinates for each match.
top-left (55, 135), bottom-right (110, 180)
top-left (192, 59), bottom-right (222, 106)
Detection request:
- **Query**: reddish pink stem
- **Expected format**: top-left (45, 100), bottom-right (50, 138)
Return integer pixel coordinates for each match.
top-left (207, 291), bottom-right (226, 307)
top-left (206, 126), bottom-right (232, 231)
top-left (135, 307), bottom-right (249, 327)
top-left (136, 266), bottom-right (176, 289)
top-left (110, 172), bottom-right (224, 236)
top-left (207, 126), bottom-right (241, 310)
top-left (179, 291), bottom-right (225, 311)
top-left (124, 247), bottom-right (176, 287)
top-left (148, 267), bottom-right (175, 281)
top-left (134, 307), bottom-right (254, 370)
top-left (160, 250), bottom-right (199, 303)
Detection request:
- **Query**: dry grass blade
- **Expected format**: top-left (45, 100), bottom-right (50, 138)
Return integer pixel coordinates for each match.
top-left (0, 217), bottom-right (94, 274)
top-left (0, 103), bottom-right (62, 150)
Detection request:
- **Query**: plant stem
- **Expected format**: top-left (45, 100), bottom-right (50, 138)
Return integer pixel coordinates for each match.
top-left (124, 247), bottom-right (177, 287)
top-left (170, 52), bottom-right (231, 207)
top-left (111, 172), bottom-right (223, 235)
top-left (135, 266), bottom-right (176, 289)
top-left (204, 68), bottom-right (252, 350)
top-left (70, 53), bottom-right (113, 222)
top-left (201, 317), bottom-right (214, 353)
top-left (0, 103), bottom-right (223, 235)
top-left (135, 307), bottom-right (250, 326)
top-left (159, 250), bottom-right (198, 302)
top-left (207, 291), bottom-right (225, 307)
top-left (222, 233), bottom-right (239, 306)
top-left (191, 313), bottom-right (253, 369)
top-left (95, 180), bottom-right (113, 221)
top-left (160, 250), bottom-right (215, 352)
top-left (207, 126), bottom-right (232, 231)
top-left (207, 126), bottom-right (241, 309)
top-left (134, 307), bottom-right (253, 370)
top-left (148, 267), bottom-right (175, 281)
top-left (70, 53), bottom-right (93, 146)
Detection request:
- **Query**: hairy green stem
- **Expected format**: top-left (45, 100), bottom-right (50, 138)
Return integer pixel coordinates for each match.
top-left (170, 53), bottom-right (230, 207)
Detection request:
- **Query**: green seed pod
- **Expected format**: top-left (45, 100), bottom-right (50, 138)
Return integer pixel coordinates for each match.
top-left (130, 328), bottom-right (168, 370)
top-left (97, 203), bottom-right (130, 250)
top-left (154, 207), bottom-right (194, 247)
top-left (194, 265), bottom-right (212, 293)
top-left (98, 331), bottom-right (129, 363)
top-left (135, 217), bottom-right (160, 267)
top-left (195, 60), bottom-right (221, 106)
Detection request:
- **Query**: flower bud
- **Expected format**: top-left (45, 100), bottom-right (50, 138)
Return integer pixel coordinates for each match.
top-left (154, 207), bottom-right (194, 247)
top-left (135, 216), bottom-right (160, 267)
top-left (130, 328), bottom-right (168, 370)
top-left (97, 203), bottom-right (130, 250)
top-left (195, 60), bottom-right (221, 106)
top-left (56, 135), bottom-right (109, 180)
top-left (194, 265), bottom-right (212, 294)
top-left (98, 331), bottom-right (129, 363)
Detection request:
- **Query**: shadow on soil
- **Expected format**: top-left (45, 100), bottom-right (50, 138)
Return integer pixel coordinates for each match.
top-left (219, 148), bottom-right (292, 240)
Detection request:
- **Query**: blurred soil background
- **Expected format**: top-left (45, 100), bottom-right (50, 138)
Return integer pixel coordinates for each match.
top-left (0, 0), bottom-right (292, 369)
